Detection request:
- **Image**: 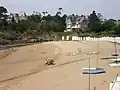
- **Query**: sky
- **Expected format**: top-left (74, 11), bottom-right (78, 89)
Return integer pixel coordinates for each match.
top-left (0, 0), bottom-right (120, 19)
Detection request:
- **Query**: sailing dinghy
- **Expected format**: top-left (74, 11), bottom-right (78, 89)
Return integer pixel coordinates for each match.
top-left (110, 58), bottom-right (120, 61)
top-left (109, 37), bottom-right (120, 67)
top-left (82, 38), bottom-right (105, 74)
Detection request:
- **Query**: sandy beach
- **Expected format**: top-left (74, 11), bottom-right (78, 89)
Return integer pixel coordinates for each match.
top-left (0, 41), bottom-right (120, 90)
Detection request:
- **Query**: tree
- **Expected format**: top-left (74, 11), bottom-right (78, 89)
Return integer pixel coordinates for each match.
top-left (62, 14), bottom-right (67, 22)
top-left (45, 11), bottom-right (48, 15)
top-left (89, 11), bottom-right (100, 21)
top-left (24, 12), bottom-right (27, 17)
top-left (112, 24), bottom-right (120, 35)
top-left (101, 19), bottom-right (116, 31)
top-left (0, 6), bottom-right (8, 30)
top-left (88, 11), bottom-right (101, 32)
top-left (61, 14), bottom-right (67, 30)
top-left (56, 8), bottom-right (63, 16)
top-left (58, 8), bottom-right (62, 11)
top-left (0, 6), bottom-right (7, 17)
top-left (42, 11), bottom-right (48, 16)
top-left (42, 12), bottom-right (45, 16)
top-left (28, 14), bottom-right (41, 23)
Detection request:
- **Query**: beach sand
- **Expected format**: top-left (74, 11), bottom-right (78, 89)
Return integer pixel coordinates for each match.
top-left (0, 41), bottom-right (120, 90)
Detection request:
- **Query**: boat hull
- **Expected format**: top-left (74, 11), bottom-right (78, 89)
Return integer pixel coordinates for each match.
top-left (110, 59), bottom-right (120, 61)
top-left (109, 63), bottom-right (120, 67)
top-left (82, 69), bottom-right (105, 74)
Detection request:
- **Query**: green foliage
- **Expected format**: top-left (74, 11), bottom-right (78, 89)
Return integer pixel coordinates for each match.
top-left (1, 6), bottom-right (120, 42)
top-left (28, 15), bottom-right (41, 23)
top-left (41, 14), bottom-right (66, 32)
top-left (113, 24), bottom-right (120, 35)
top-left (0, 6), bottom-right (8, 30)
top-left (88, 11), bottom-right (101, 33)
top-left (101, 19), bottom-right (116, 31)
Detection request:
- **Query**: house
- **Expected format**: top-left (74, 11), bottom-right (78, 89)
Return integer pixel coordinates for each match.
top-left (65, 14), bottom-right (88, 32)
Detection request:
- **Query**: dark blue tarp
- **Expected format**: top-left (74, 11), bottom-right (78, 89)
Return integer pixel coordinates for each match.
top-left (82, 69), bottom-right (105, 74)
top-left (111, 53), bottom-right (119, 56)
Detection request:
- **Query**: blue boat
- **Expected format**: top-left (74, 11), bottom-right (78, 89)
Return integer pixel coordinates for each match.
top-left (82, 69), bottom-right (105, 74)
top-left (111, 53), bottom-right (119, 56)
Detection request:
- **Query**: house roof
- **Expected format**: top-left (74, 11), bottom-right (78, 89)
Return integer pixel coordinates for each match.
top-left (66, 15), bottom-right (88, 24)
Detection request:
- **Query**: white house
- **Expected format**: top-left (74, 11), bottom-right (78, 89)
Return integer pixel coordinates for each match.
top-left (65, 14), bottom-right (88, 32)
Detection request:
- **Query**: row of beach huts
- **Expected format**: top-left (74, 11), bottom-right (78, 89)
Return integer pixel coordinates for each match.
top-left (62, 36), bottom-right (120, 43)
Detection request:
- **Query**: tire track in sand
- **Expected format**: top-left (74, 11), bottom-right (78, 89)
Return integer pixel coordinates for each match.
top-left (0, 57), bottom-right (88, 83)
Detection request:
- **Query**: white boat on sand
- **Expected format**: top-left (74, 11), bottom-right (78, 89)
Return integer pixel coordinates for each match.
top-left (82, 68), bottom-right (104, 70)
top-left (110, 75), bottom-right (120, 90)
top-left (109, 62), bottom-right (120, 67)
top-left (110, 59), bottom-right (120, 61)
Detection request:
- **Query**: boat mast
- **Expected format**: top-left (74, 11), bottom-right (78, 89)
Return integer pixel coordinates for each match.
top-left (96, 38), bottom-right (100, 68)
top-left (88, 54), bottom-right (91, 90)
top-left (114, 36), bottom-right (117, 62)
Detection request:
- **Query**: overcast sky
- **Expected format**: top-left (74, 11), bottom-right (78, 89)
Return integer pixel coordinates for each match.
top-left (0, 0), bottom-right (120, 19)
